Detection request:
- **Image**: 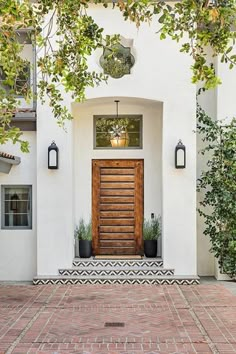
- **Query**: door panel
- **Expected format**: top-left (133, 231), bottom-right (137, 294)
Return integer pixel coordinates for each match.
top-left (101, 182), bottom-right (135, 189)
top-left (101, 168), bottom-right (135, 175)
top-left (100, 204), bottom-right (134, 211)
top-left (100, 233), bottom-right (134, 240)
top-left (100, 196), bottom-right (135, 204)
top-left (100, 190), bottom-right (134, 196)
top-left (100, 211), bottom-right (134, 218)
top-left (100, 240), bottom-right (135, 248)
top-left (92, 159), bottom-right (144, 255)
top-left (100, 219), bottom-right (135, 226)
top-left (101, 175), bottom-right (135, 182)
top-left (99, 225), bottom-right (135, 233)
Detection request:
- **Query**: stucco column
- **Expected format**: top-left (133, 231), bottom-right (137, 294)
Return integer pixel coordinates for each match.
top-left (162, 99), bottom-right (197, 275)
top-left (36, 98), bottom-right (74, 275)
top-left (217, 54), bottom-right (236, 122)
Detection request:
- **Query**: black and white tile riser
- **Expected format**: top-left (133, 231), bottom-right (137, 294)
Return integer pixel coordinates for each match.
top-left (34, 258), bottom-right (199, 286)
top-left (59, 269), bottom-right (174, 276)
top-left (33, 278), bottom-right (200, 285)
top-left (72, 260), bottom-right (163, 268)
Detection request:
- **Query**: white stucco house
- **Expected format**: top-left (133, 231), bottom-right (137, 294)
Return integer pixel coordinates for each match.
top-left (0, 3), bottom-right (234, 284)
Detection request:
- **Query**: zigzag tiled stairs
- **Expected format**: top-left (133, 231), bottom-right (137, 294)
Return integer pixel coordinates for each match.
top-left (33, 258), bottom-right (200, 285)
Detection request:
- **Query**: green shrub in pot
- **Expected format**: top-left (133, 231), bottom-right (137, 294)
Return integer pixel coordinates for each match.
top-left (75, 218), bottom-right (92, 258)
top-left (143, 216), bottom-right (161, 257)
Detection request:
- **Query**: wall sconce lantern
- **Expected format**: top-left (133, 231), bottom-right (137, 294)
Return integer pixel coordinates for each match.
top-left (175, 140), bottom-right (186, 169)
top-left (48, 141), bottom-right (59, 169)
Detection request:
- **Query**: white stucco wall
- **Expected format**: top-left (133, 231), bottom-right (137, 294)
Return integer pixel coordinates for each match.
top-left (0, 132), bottom-right (36, 281)
top-left (36, 100), bottom-right (74, 276)
top-left (35, 4), bottom-right (197, 276)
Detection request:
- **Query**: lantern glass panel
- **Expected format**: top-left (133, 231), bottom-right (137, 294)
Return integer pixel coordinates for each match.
top-left (177, 149), bottom-right (185, 167)
top-left (49, 150), bottom-right (57, 167)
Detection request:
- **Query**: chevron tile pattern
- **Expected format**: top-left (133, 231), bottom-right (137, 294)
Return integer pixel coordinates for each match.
top-left (58, 268), bottom-right (174, 276)
top-left (33, 257), bottom-right (200, 285)
top-left (33, 277), bottom-right (200, 285)
top-left (72, 259), bottom-right (164, 268)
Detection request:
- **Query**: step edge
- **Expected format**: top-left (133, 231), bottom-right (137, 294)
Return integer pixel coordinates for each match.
top-left (73, 258), bottom-right (163, 261)
top-left (34, 275), bottom-right (200, 280)
top-left (59, 267), bottom-right (174, 271)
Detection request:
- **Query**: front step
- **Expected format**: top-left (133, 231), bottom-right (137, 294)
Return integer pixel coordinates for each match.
top-left (33, 275), bottom-right (200, 285)
top-left (33, 258), bottom-right (200, 285)
top-left (58, 267), bottom-right (175, 277)
top-left (72, 258), bottom-right (163, 268)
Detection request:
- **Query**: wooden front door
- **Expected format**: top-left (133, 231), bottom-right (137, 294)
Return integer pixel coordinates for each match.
top-left (92, 159), bottom-right (144, 255)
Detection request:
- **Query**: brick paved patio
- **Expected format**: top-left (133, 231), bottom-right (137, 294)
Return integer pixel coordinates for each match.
top-left (0, 281), bottom-right (236, 353)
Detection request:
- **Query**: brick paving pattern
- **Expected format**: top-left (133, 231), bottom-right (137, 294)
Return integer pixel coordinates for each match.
top-left (0, 283), bottom-right (235, 353)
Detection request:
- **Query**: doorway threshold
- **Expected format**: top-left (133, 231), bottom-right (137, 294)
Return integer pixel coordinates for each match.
top-left (95, 255), bottom-right (142, 260)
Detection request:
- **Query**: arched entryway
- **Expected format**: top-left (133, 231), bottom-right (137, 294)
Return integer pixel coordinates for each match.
top-left (72, 96), bottom-right (163, 257)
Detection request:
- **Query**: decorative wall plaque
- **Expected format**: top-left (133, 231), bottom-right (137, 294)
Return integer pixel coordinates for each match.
top-left (100, 43), bottom-right (135, 79)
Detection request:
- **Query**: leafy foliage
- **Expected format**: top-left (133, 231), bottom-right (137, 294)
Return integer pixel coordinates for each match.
top-left (117, 0), bottom-right (236, 90)
top-left (0, 0), bottom-right (35, 151)
top-left (143, 216), bottom-right (161, 241)
top-left (0, 0), bottom-right (118, 151)
top-left (75, 218), bottom-right (92, 241)
top-left (197, 105), bottom-right (236, 278)
top-left (96, 117), bottom-right (130, 132)
top-left (1, 0), bottom-right (236, 151)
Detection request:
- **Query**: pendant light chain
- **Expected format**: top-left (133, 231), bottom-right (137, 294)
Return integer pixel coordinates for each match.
top-left (115, 100), bottom-right (120, 118)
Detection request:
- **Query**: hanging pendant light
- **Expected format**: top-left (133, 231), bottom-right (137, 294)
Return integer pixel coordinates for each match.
top-left (109, 100), bottom-right (129, 148)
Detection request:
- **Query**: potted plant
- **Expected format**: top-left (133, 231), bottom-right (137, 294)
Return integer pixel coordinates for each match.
top-left (143, 216), bottom-right (161, 257)
top-left (75, 218), bottom-right (92, 258)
